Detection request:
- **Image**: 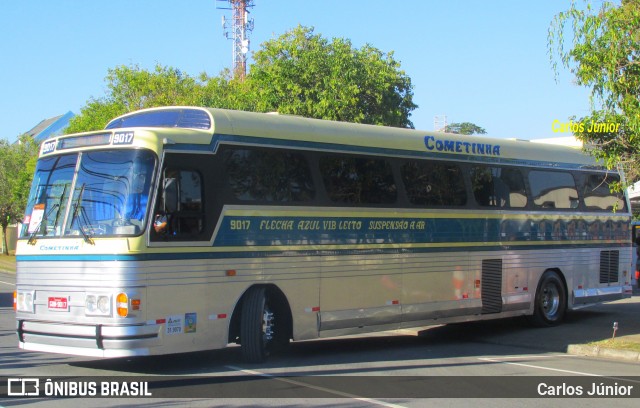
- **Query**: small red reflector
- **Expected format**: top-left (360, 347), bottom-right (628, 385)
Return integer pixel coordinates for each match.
top-left (312, 307), bottom-right (320, 312)
top-left (226, 270), bottom-right (237, 277)
top-left (218, 314), bottom-right (227, 319)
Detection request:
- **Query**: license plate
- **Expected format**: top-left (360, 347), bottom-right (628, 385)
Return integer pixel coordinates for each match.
top-left (48, 297), bottom-right (69, 311)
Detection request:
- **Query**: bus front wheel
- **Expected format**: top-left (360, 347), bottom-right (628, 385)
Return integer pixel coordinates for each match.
top-left (529, 270), bottom-right (566, 327)
top-left (240, 286), bottom-right (275, 363)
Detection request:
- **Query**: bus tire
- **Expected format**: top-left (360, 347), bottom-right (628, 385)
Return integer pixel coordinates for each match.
top-left (240, 286), bottom-right (274, 363)
top-left (529, 270), bottom-right (566, 327)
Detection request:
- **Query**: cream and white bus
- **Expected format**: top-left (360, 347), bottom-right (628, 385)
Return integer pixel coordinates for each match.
top-left (14, 107), bottom-right (633, 362)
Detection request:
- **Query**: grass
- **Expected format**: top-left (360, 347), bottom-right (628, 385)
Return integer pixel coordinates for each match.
top-left (588, 339), bottom-right (640, 353)
top-left (0, 254), bottom-right (16, 274)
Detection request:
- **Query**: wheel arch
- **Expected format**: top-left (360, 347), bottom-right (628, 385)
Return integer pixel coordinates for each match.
top-left (537, 267), bottom-right (568, 305)
top-left (228, 283), bottom-right (293, 344)
top-left (528, 267), bottom-right (569, 327)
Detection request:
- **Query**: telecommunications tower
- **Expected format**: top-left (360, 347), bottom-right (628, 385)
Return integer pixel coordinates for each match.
top-left (434, 115), bottom-right (448, 132)
top-left (218, 0), bottom-right (255, 80)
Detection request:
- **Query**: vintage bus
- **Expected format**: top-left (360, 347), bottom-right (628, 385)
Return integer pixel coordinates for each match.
top-left (14, 107), bottom-right (633, 363)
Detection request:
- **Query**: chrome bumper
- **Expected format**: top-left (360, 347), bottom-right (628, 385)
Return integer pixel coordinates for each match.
top-left (572, 284), bottom-right (633, 309)
top-left (17, 320), bottom-right (162, 358)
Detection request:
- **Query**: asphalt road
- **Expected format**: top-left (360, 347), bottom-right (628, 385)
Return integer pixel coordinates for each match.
top-left (0, 271), bottom-right (638, 407)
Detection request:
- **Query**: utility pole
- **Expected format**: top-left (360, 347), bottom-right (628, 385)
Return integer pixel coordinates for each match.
top-left (218, 0), bottom-right (255, 81)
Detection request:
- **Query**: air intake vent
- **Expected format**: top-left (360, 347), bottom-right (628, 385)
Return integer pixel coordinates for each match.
top-left (599, 250), bottom-right (619, 284)
top-left (481, 259), bottom-right (503, 314)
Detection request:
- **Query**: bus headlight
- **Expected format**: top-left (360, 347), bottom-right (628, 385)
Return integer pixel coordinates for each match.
top-left (85, 294), bottom-right (112, 316)
top-left (16, 290), bottom-right (35, 313)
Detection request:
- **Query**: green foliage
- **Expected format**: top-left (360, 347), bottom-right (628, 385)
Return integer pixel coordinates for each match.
top-left (198, 69), bottom-right (255, 111)
top-left (0, 135), bottom-right (39, 254)
top-left (65, 99), bottom-right (126, 134)
top-left (549, 0), bottom-right (640, 183)
top-left (66, 64), bottom-right (207, 133)
top-left (248, 26), bottom-right (417, 127)
top-left (67, 26), bottom-right (417, 134)
top-left (445, 122), bottom-right (487, 135)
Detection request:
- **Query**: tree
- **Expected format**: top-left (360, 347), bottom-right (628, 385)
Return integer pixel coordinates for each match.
top-left (248, 26), bottom-right (417, 128)
top-left (66, 64), bottom-right (207, 134)
top-left (68, 26), bottom-right (418, 134)
top-left (0, 135), bottom-right (39, 254)
top-left (549, 0), bottom-right (640, 183)
top-left (198, 69), bottom-right (256, 111)
top-left (445, 122), bottom-right (487, 135)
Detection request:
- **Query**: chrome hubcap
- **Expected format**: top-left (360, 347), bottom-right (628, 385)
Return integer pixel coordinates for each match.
top-left (263, 309), bottom-right (274, 342)
top-left (542, 283), bottom-right (560, 317)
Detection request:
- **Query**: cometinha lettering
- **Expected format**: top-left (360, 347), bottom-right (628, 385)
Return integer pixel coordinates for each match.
top-left (424, 135), bottom-right (501, 156)
top-left (552, 119), bottom-right (621, 133)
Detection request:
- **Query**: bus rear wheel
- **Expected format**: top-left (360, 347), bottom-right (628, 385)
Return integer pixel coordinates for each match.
top-left (529, 270), bottom-right (566, 327)
top-left (240, 287), bottom-right (276, 363)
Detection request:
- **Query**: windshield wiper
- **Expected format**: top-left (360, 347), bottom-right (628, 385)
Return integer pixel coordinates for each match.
top-left (27, 184), bottom-right (68, 246)
top-left (27, 203), bottom-right (59, 245)
top-left (70, 183), bottom-right (94, 245)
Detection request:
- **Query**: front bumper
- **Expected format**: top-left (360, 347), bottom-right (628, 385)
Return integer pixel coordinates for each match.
top-left (17, 320), bottom-right (162, 358)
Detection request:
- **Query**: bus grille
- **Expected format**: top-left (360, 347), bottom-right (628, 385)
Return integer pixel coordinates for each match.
top-left (599, 250), bottom-right (619, 284)
top-left (481, 259), bottom-right (503, 314)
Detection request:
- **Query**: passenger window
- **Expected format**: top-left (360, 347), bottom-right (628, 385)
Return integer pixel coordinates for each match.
top-left (471, 166), bottom-right (527, 208)
top-left (582, 173), bottom-right (626, 212)
top-left (223, 147), bottom-right (315, 202)
top-left (529, 170), bottom-right (578, 209)
top-left (153, 169), bottom-right (204, 240)
top-left (401, 161), bottom-right (466, 206)
top-left (320, 155), bottom-right (397, 204)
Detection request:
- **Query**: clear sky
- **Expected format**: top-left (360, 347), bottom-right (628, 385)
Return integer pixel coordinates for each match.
top-left (0, 0), bottom-right (593, 143)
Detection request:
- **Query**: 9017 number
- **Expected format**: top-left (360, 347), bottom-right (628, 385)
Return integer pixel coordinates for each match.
top-left (230, 219), bottom-right (251, 230)
top-left (112, 132), bottom-right (134, 145)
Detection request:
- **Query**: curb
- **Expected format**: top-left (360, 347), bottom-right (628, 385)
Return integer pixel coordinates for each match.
top-left (567, 344), bottom-right (640, 363)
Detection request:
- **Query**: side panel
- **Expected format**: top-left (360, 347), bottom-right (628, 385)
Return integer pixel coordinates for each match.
top-left (319, 253), bottom-right (403, 331)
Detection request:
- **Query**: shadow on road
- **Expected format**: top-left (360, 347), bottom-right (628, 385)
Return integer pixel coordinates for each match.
top-left (2, 296), bottom-right (637, 377)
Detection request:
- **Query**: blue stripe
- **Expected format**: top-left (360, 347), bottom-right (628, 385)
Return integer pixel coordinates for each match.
top-left (213, 214), bottom-right (628, 247)
top-left (16, 242), bottom-right (629, 263)
top-left (164, 133), bottom-right (603, 170)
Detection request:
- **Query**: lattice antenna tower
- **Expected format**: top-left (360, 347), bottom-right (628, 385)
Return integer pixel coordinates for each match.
top-left (434, 115), bottom-right (448, 132)
top-left (218, 0), bottom-right (255, 80)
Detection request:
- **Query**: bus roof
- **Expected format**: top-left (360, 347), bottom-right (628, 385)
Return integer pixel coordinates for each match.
top-left (99, 106), bottom-right (601, 169)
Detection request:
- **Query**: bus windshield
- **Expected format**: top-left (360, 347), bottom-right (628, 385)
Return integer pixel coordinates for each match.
top-left (20, 149), bottom-right (155, 240)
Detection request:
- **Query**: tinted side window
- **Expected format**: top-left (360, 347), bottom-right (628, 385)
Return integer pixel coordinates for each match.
top-left (153, 169), bottom-right (205, 240)
top-left (583, 173), bottom-right (626, 211)
top-left (320, 155), bottom-right (397, 204)
top-left (401, 161), bottom-right (466, 206)
top-left (471, 166), bottom-right (527, 208)
top-left (529, 170), bottom-right (578, 209)
top-left (223, 148), bottom-right (315, 202)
